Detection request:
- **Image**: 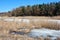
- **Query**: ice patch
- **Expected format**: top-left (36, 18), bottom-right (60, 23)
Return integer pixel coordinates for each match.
top-left (15, 19), bottom-right (22, 23)
top-left (48, 19), bottom-right (60, 24)
top-left (3, 18), bottom-right (14, 22)
top-left (28, 28), bottom-right (60, 40)
top-left (22, 19), bottom-right (30, 24)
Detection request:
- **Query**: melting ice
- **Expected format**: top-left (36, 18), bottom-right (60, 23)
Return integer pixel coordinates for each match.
top-left (28, 28), bottom-right (60, 40)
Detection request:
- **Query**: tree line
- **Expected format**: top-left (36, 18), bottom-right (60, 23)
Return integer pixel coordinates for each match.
top-left (4, 2), bottom-right (60, 16)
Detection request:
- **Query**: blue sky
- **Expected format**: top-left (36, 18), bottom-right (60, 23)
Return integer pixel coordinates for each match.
top-left (0, 0), bottom-right (60, 12)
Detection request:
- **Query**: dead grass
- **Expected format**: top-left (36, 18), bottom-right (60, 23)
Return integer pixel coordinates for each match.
top-left (0, 16), bottom-right (60, 40)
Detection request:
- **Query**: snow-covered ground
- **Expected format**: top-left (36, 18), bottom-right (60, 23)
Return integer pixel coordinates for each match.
top-left (0, 17), bottom-right (60, 23)
top-left (28, 28), bottom-right (60, 40)
top-left (1, 18), bottom-right (30, 24)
